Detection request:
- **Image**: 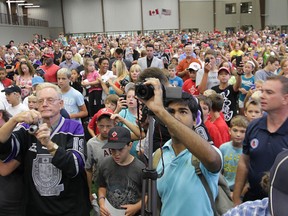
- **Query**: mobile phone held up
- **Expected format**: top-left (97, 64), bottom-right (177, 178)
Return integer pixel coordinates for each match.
top-left (205, 58), bottom-right (210, 64)
top-left (120, 94), bottom-right (127, 108)
top-left (120, 94), bottom-right (126, 101)
top-left (236, 56), bottom-right (242, 67)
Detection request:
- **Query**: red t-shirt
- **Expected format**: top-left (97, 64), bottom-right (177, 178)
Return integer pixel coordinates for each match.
top-left (1, 78), bottom-right (13, 87)
top-left (182, 79), bottom-right (199, 95)
top-left (212, 116), bottom-right (230, 144)
top-left (205, 120), bottom-right (224, 148)
top-left (40, 64), bottom-right (60, 83)
top-left (0, 60), bottom-right (5, 68)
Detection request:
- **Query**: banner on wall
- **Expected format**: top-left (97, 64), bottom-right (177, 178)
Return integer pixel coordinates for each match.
top-left (149, 9), bottom-right (159, 16)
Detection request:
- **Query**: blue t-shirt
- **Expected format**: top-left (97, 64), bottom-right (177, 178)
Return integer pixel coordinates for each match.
top-left (62, 87), bottom-right (85, 123)
top-left (219, 141), bottom-right (242, 188)
top-left (156, 140), bottom-right (221, 216)
top-left (239, 75), bottom-right (254, 102)
top-left (118, 108), bottom-right (138, 158)
top-left (169, 76), bottom-right (183, 87)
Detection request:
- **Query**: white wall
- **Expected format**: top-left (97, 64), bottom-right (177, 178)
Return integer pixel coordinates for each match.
top-left (62, 0), bottom-right (103, 33)
top-left (180, 0), bottom-right (214, 31)
top-left (265, 0), bottom-right (288, 26)
top-left (103, 0), bottom-right (141, 32)
top-left (0, 25), bottom-right (50, 44)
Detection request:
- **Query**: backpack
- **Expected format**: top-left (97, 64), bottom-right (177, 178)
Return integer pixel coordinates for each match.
top-left (153, 148), bottom-right (233, 216)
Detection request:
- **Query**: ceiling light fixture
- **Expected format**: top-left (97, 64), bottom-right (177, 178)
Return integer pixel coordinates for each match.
top-left (18, 3), bottom-right (33, 6)
top-left (6, 1), bottom-right (25, 3)
top-left (24, 5), bottom-right (40, 8)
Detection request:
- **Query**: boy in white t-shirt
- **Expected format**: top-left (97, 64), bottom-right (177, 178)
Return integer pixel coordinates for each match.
top-left (1, 85), bottom-right (28, 116)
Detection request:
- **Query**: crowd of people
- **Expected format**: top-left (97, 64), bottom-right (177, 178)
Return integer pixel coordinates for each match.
top-left (0, 27), bottom-right (287, 216)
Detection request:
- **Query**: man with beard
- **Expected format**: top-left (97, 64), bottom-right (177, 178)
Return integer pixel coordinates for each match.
top-left (40, 53), bottom-right (60, 84)
top-left (53, 43), bottom-right (62, 66)
top-left (59, 49), bottom-right (80, 70)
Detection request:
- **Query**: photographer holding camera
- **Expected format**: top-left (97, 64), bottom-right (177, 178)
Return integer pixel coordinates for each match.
top-left (0, 83), bottom-right (91, 216)
top-left (137, 68), bottom-right (222, 215)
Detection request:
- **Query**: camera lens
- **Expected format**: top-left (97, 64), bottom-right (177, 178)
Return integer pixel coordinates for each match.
top-left (120, 79), bottom-right (129, 87)
top-left (28, 125), bottom-right (38, 134)
top-left (135, 83), bottom-right (154, 100)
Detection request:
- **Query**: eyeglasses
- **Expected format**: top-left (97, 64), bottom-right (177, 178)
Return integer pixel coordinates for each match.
top-left (37, 98), bottom-right (60, 105)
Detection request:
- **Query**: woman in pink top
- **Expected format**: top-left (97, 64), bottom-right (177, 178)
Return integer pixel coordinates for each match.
top-left (16, 61), bottom-right (34, 99)
top-left (81, 58), bottom-right (103, 116)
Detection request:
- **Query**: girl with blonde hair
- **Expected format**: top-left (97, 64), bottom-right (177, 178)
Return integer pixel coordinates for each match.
top-left (107, 60), bottom-right (129, 95)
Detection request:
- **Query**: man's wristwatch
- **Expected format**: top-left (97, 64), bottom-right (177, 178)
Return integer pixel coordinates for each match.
top-left (48, 143), bottom-right (59, 154)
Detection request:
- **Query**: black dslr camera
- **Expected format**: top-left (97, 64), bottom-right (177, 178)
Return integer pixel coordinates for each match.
top-left (135, 83), bottom-right (155, 100)
top-left (135, 82), bottom-right (182, 122)
top-left (120, 79), bottom-right (129, 87)
top-left (135, 82), bottom-right (182, 101)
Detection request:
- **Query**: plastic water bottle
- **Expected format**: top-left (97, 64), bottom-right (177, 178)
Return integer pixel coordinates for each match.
top-left (91, 193), bottom-right (100, 216)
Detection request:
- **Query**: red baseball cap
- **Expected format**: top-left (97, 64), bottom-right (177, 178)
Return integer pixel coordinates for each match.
top-left (218, 67), bottom-right (231, 74)
top-left (96, 108), bottom-right (114, 120)
top-left (43, 53), bottom-right (54, 59)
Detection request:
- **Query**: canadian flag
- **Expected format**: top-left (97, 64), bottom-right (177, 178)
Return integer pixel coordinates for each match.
top-left (149, 9), bottom-right (159, 16)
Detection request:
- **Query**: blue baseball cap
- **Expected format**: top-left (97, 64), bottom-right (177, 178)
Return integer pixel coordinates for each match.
top-left (32, 76), bottom-right (44, 87)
